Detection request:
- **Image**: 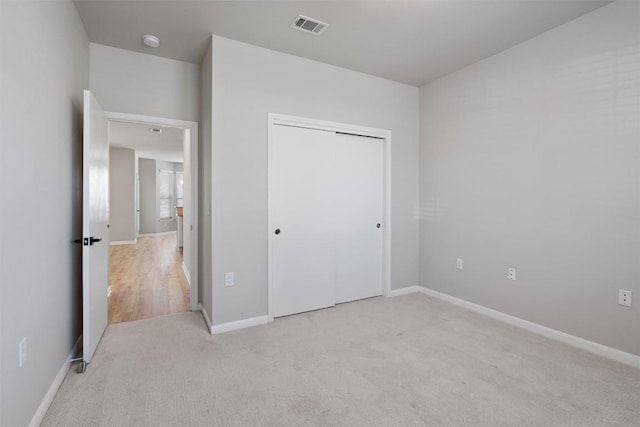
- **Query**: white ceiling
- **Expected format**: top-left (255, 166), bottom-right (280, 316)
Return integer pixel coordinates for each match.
top-left (74, 0), bottom-right (611, 87)
top-left (110, 121), bottom-right (184, 163)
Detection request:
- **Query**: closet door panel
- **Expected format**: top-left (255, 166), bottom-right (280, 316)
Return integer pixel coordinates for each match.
top-left (333, 133), bottom-right (384, 304)
top-left (270, 125), bottom-right (337, 317)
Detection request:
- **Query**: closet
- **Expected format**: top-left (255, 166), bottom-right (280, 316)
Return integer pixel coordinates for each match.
top-left (269, 123), bottom-right (384, 318)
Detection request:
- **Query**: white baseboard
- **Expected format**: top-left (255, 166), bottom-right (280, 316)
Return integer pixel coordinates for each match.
top-left (416, 286), bottom-right (640, 369)
top-left (138, 231), bottom-right (176, 237)
top-left (387, 285), bottom-right (421, 298)
top-left (109, 239), bottom-right (136, 246)
top-left (211, 315), bottom-right (269, 335)
top-left (28, 337), bottom-right (81, 427)
top-left (182, 262), bottom-right (191, 287)
top-left (199, 304), bottom-right (213, 335)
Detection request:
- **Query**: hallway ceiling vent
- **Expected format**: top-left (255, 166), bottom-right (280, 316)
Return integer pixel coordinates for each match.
top-left (290, 15), bottom-right (329, 36)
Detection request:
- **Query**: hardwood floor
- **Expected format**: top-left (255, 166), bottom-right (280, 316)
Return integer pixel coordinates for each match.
top-left (109, 234), bottom-right (190, 324)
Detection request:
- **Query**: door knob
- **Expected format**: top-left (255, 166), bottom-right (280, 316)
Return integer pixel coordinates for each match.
top-left (275, 229), bottom-right (281, 235)
top-left (376, 223), bottom-right (381, 228)
top-left (90, 236), bottom-right (102, 245)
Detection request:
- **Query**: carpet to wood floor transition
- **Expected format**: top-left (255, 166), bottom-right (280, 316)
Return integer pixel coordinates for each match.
top-left (42, 294), bottom-right (640, 426)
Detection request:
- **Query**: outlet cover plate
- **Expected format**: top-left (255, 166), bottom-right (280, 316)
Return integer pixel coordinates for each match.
top-left (618, 289), bottom-right (632, 307)
top-left (224, 272), bottom-right (234, 287)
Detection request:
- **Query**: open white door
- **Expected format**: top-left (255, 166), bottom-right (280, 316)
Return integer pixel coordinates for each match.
top-left (81, 90), bottom-right (109, 369)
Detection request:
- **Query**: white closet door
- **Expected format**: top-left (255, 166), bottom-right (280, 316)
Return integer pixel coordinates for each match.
top-left (334, 133), bottom-right (383, 304)
top-left (270, 125), bottom-right (337, 317)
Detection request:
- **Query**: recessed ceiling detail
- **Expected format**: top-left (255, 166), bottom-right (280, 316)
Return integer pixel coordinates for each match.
top-left (290, 14), bottom-right (329, 36)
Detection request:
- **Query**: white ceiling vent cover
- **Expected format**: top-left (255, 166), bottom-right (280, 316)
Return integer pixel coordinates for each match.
top-left (290, 14), bottom-right (329, 36)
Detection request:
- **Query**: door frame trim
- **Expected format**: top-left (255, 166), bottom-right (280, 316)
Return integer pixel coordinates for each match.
top-left (267, 113), bottom-right (392, 322)
top-left (105, 111), bottom-right (200, 312)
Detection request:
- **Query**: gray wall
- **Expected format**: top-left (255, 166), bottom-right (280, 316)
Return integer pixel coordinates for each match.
top-left (200, 39), bottom-right (213, 318)
top-left (0, 1), bottom-right (89, 425)
top-left (209, 36), bottom-right (419, 325)
top-left (89, 43), bottom-right (200, 122)
top-left (419, 0), bottom-right (640, 356)
top-left (109, 147), bottom-right (136, 242)
top-left (138, 158), bottom-right (182, 235)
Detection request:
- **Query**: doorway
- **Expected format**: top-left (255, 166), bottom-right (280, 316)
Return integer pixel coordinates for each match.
top-left (106, 112), bottom-right (199, 324)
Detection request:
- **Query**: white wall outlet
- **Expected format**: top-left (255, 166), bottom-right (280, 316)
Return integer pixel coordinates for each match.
top-left (18, 338), bottom-right (27, 367)
top-left (508, 268), bottom-right (516, 281)
top-left (224, 272), bottom-right (234, 287)
top-left (618, 289), bottom-right (632, 307)
top-left (456, 258), bottom-right (463, 270)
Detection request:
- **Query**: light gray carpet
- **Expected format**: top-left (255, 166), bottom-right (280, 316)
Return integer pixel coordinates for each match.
top-left (42, 294), bottom-right (640, 426)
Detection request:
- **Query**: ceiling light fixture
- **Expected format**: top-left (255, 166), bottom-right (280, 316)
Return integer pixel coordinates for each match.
top-left (142, 34), bottom-right (160, 48)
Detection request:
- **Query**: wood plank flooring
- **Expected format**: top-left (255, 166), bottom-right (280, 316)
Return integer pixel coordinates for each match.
top-left (108, 234), bottom-right (190, 324)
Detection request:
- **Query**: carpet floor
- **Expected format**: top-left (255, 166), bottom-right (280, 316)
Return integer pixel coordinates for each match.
top-left (42, 294), bottom-right (640, 426)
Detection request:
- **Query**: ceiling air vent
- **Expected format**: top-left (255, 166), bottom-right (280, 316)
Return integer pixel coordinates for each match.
top-left (290, 14), bottom-right (329, 36)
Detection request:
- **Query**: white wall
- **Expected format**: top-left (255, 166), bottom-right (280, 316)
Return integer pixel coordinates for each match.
top-left (199, 39), bottom-right (213, 318)
top-left (109, 147), bottom-right (136, 242)
top-left (89, 43), bottom-right (200, 122)
top-left (209, 36), bottom-right (419, 325)
top-left (0, 1), bottom-right (89, 425)
top-left (419, 0), bottom-right (640, 356)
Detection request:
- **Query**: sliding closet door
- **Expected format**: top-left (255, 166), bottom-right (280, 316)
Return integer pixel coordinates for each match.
top-left (334, 133), bottom-right (383, 303)
top-left (270, 125), bottom-right (338, 318)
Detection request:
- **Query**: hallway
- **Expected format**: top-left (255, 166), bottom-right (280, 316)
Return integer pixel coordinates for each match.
top-left (109, 234), bottom-right (190, 324)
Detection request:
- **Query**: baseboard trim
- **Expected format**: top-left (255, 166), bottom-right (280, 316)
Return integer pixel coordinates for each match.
top-left (211, 315), bottom-right (269, 335)
top-left (387, 285), bottom-right (421, 298)
top-left (28, 337), bottom-right (81, 427)
top-left (138, 231), bottom-right (176, 237)
top-left (199, 304), bottom-right (213, 335)
top-left (418, 286), bottom-right (640, 369)
top-left (109, 239), bottom-right (136, 246)
top-left (182, 262), bottom-right (191, 287)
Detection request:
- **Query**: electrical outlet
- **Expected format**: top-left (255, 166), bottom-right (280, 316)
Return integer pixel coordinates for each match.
top-left (456, 258), bottom-right (463, 270)
top-left (618, 289), bottom-right (632, 307)
top-left (18, 338), bottom-right (27, 367)
top-left (508, 268), bottom-right (516, 281)
top-left (225, 272), bottom-right (234, 287)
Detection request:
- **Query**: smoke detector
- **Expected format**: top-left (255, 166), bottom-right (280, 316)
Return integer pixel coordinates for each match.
top-left (290, 15), bottom-right (329, 36)
top-left (142, 34), bottom-right (160, 48)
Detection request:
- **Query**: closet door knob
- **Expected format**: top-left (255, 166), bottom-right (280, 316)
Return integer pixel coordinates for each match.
top-left (275, 229), bottom-right (281, 235)
top-left (376, 223), bottom-right (381, 229)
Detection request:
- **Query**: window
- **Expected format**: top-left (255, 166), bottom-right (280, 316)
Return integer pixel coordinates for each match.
top-left (176, 171), bottom-right (184, 207)
top-left (158, 170), bottom-right (173, 220)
